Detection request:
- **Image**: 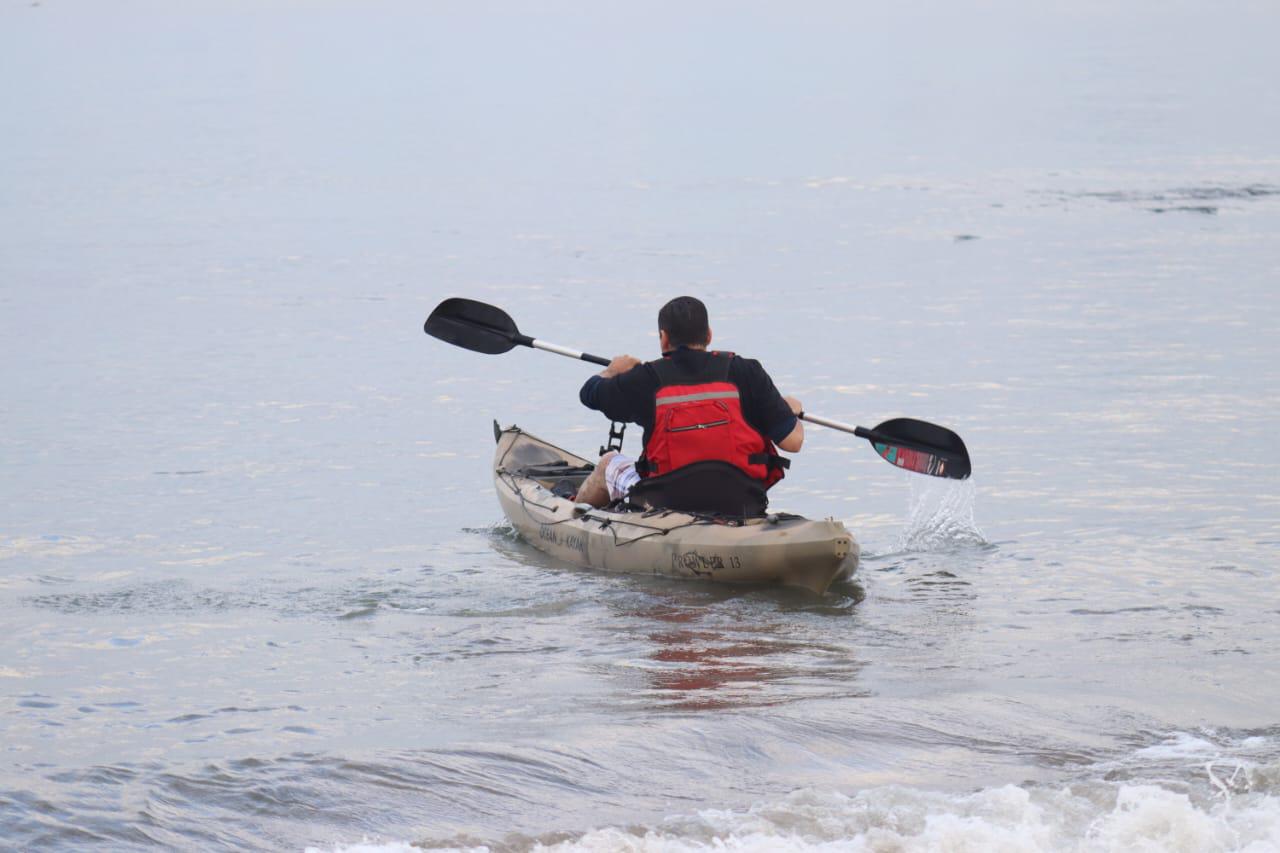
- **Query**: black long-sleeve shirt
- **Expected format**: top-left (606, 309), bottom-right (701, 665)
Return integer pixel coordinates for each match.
top-left (579, 347), bottom-right (797, 451)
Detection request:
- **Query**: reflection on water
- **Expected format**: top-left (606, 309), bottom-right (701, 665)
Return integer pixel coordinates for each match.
top-left (647, 627), bottom-right (780, 711)
top-left (627, 603), bottom-right (868, 712)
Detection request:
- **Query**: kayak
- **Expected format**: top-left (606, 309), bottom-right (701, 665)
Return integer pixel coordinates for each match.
top-left (493, 424), bottom-right (859, 594)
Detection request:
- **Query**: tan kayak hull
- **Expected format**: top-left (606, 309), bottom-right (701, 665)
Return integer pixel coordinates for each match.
top-left (493, 426), bottom-right (858, 594)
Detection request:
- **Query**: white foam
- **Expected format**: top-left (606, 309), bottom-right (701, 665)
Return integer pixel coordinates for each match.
top-left (310, 777), bottom-right (1280, 853)
top-left (1130, 731), bottom-right (1223, 761)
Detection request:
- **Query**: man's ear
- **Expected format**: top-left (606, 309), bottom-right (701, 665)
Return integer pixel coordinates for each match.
top-left (705, 326), bottom-right (713, 348)
top-left (659, 329), bottom-right (670, 352)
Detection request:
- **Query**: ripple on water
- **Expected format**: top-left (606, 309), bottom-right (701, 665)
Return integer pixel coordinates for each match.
top-left (0, 747), bottom-right (623, 848)
top-left (25, 580), bottom-right (262, 615)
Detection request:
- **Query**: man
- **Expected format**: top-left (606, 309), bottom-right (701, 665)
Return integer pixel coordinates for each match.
top-left (575, 296), bottom-right (803, 509)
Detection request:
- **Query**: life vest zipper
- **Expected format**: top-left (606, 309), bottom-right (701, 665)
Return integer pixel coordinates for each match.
top-left (668, 419), bottom-right (730, 432)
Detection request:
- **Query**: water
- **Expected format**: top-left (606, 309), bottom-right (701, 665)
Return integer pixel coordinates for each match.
top-left (3, 1), bottom-right (1279, 850)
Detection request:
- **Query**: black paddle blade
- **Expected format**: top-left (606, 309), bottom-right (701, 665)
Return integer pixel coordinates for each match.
top-left (867, 417), bottom-right (971, 480)
top-left (424, 298), bottom-right (521, 355)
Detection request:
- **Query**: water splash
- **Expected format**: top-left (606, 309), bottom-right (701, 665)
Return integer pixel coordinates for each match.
top-left (462, 521), bottom-right (519, 540)
top-left (896, 477), bottom-right (987, 552)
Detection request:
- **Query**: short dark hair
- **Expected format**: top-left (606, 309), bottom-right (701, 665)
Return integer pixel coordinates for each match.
top-left (658, 296), bottom-right (710, 348)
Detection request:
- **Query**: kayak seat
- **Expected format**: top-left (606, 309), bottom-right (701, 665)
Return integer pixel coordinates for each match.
top-left (627, 461), bottom-right (768, 518)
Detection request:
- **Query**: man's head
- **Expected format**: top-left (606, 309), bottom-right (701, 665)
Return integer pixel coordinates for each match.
top-left (658, 296), bottom-right (712, 352)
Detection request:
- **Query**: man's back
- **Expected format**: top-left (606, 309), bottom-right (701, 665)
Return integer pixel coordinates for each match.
top-left (579, 347), bottom-right (798, 451)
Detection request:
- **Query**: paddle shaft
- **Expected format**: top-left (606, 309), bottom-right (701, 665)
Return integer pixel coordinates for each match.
top-left (800, 412), bottom-right (870, 438)
top-left (514, 333), bottom-right (609, 366)
top-left (800, 412), bottom-right (956, 458)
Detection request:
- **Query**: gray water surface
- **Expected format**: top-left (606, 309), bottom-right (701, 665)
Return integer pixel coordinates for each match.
top-left (3, 2), bottom-right (1279, 850)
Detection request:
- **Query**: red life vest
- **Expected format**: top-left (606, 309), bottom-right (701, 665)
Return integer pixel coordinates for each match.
top-left (639, 351), bottom-right (788, 489)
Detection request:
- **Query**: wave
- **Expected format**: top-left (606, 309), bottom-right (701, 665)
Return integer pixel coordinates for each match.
top-left (315, 784), bottom-right (1279, 853)
top-left (310, 730), bottom-right (1280, 853)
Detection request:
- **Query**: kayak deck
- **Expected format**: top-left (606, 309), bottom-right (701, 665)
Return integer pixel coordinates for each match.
top-left (493, 425), bottom-right (858, 594)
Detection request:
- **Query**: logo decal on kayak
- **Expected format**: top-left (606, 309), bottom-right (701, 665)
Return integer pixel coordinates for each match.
top-left (673, 550), bottom-right (725, 576)
top-left (539, 523), bottom-right (587, 557)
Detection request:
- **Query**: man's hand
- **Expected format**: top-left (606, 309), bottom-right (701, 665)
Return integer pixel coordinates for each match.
top-left (783, 395), bottom-right (803, 417)
top-left (601, 355), bottom-right (641, 378)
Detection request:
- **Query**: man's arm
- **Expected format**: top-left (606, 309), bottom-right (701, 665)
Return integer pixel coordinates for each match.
top-left (579, 355), bottom-right (649, 423)
top-left (777, 396), bottom-right (804, 452)
top-left (736, 358), bottom-right (803, 453)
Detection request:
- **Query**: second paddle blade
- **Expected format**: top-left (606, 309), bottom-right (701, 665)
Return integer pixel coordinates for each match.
top-left (424, 298), bottom-right (520, 354)
top-left (869, 417), bottom-right (972, 480)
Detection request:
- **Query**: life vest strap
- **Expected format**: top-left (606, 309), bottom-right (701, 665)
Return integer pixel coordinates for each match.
top-left (655, 389), bottom-right (740, 406)
top-left (748, 452), bottom-right (791, 471)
